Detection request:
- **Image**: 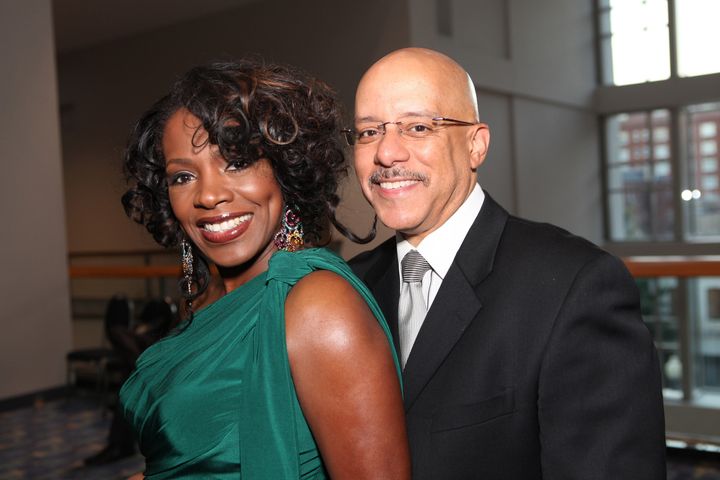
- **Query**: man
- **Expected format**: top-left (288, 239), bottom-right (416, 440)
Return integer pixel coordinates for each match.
top-left (348, 48), bottom-right (666, 479)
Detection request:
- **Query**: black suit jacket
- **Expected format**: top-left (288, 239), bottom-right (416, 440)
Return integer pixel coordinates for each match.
top-left (350, 193), bottom-right (666, 480)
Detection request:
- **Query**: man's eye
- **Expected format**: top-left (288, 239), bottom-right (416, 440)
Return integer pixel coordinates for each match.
top-left (358, 128), bottom-right (380, 138)
top-left (406, 123), bottom-right (433, 134)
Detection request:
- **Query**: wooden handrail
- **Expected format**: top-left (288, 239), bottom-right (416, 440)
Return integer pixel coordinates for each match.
top-left (68, 249), bottom-right (171, 259)
top-left (67, 256), bottom-right (720, 279)
top-left (623, 256), bottom-right (720, 277)
top-left (69, 265), bottom-right (180, 278)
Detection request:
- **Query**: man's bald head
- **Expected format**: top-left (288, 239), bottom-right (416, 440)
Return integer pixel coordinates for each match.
top-left (356, 48), bottom-right (479, 122)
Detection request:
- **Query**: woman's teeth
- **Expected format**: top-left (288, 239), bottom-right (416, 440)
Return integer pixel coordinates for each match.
top-left (202, 214), bottom-right (251, 232)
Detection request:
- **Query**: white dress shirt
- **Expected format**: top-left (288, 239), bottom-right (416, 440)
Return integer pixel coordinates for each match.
top-left (396, 183), bottom-right (485, 311)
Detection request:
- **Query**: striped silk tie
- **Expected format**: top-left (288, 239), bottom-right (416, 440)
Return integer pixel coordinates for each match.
top-left (399, 250), bottom-right (432, 368)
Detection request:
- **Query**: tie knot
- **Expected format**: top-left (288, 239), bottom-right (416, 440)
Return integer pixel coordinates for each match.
top-left (401, 250), bottom-right (431, 283)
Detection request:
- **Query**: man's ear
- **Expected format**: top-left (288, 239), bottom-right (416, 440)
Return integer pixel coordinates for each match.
top-left (469, 124), bottom-right (490, 169)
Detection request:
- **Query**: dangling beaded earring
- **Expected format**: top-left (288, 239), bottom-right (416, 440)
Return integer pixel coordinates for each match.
top-left (181, 238), bottom-right (194, 307)
top-left (274, 204), bottom-right (304, 252)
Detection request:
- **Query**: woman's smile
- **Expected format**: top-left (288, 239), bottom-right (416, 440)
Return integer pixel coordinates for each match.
top-left (163, 108), bottom-right (284, 286)
top-left (197, 212), bottom-right (253, 243)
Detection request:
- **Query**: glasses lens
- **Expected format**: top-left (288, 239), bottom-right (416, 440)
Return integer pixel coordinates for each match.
top-left (354, 126), bottom-right (384, 145)
top-left (342, 130), bottom-right (356, 146)
top-left (402, 120), bottom-right (436, 139)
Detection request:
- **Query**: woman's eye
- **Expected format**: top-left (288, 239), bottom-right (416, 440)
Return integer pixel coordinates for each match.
top-left (168, 172), bottom-right (194, 185)
top-left (225, 160), bottom-right (248, 172)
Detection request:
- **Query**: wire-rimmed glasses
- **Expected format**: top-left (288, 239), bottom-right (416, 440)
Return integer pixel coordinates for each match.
top-left (342, 116), bottom-right (481, 146)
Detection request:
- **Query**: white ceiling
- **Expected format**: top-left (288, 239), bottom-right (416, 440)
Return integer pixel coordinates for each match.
top-left (52, 0), bottom-right (259, 53)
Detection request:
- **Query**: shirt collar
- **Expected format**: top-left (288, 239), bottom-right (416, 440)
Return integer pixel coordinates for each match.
top-left (396, 183), bottom-right (484, 279)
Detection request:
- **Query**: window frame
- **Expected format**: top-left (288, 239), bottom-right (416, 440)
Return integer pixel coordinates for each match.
top-left (596, 0), bottom-right (720, 255)
top-left (596, 0), bottom-right (720, 411)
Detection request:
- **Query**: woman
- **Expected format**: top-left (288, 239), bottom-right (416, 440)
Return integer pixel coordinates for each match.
top-left (120, 60), bottom-right (410, 479)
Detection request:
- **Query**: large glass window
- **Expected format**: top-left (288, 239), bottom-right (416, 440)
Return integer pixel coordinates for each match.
top-left (607, 110), bottom-right (674, 240)
top-left (639, 277), bottom-right (682, 394)
top-left (597, 0), bottom-right (720, 414)
top-left (676, 0), bottom-right (720, 78)
top-left (598, 0), bottom-right (670, 86)
top-left (692, 278), bottom-right (720, 395)
top-left (684, 102), bottom-right (720, 240)
top-left (599, 0), bottom-right (720, 86)
top-left (637, 275), bottom-right (720, 399)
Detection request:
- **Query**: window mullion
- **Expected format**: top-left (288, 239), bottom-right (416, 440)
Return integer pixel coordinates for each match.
top-left (667, 0), bottom-right (678, 78)
top-left (670, 107), bottom-right (685, 242)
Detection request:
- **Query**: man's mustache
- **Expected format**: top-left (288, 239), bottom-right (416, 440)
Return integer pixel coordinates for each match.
top-left (368, 168), bottom-right (429, 186)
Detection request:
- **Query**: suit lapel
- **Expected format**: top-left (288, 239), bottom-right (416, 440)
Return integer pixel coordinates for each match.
top-left (360, 239), bottom-right (401, 353)
top-left (402, 193), bottom-right (509, 410)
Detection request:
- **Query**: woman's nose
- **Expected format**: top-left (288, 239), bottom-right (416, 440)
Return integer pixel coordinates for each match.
top-left (193, 175), bottom-right (232, 209)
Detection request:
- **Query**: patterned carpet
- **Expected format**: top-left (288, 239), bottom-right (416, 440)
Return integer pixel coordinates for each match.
top-left (1, 395), bottom-right (720, 479)
top-left (0, 396), bottom-right (142, 480)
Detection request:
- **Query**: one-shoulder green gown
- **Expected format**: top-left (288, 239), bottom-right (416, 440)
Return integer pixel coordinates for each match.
top-left (119, 248), bottom-right (401, 479)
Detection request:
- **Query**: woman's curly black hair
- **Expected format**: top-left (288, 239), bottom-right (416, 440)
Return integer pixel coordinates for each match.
top-left (122, 59), bottom-right (374, 303)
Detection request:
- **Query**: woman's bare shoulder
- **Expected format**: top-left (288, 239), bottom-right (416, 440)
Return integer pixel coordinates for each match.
top-left (285, 270), bottom-right (380, 354)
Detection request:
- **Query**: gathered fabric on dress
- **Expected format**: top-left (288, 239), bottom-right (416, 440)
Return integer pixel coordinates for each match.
top-left (120, 248), bottom-right (400, 479)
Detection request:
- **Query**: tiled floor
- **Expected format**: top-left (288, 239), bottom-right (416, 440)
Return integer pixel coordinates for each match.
top-left (1, 395), bottom-right (720, 479)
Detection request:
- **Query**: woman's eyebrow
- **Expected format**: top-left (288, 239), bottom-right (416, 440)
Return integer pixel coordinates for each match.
top-left (164, 157), bottom-right (194, 167)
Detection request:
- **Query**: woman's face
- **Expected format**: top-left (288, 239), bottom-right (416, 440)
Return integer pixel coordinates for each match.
top-left (163, 108), bottom-right (283, 286)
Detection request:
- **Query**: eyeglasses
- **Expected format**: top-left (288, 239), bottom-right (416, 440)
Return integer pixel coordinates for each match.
top-left (342, 116), bottom-right (481, 146)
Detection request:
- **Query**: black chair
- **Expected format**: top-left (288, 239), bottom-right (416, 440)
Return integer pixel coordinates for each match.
top-left (133, 297), bottom-right (176, 349)
top-left (106, 297), bottom-right (177, 367)
top-left (66, 294), bottom-right (132, 402)
top-left (82, 297), bottom-right (178, 466)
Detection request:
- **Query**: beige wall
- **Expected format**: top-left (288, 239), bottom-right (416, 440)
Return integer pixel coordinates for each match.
top-left (58, 0), bottom-right (413, 353)
top-left (59, 0), bottom-right (602, 271)
top-left (0, 0), bottom-right (73, 399)
top-left (58, 0), bottom-right (409, 261)
top-left (408, 0), bottom-right (602, 242)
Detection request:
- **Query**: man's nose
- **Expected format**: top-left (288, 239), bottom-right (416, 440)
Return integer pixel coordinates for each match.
top-left (374, 125), bottom-right (410, 167)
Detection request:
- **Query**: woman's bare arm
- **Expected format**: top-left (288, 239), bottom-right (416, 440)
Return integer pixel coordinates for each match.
top-left (285, 270), bottom-right (410, 480)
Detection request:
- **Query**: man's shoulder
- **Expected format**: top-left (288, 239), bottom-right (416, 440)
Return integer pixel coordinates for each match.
top-left (501, 213), bottom-right (611, 268)
top-left (348, 236), bottom-right (396, 278)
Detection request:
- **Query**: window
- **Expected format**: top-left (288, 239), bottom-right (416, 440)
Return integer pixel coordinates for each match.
top-left (638, 277), bottom-right (681, 393)
top-left (655, 162), bottom-right (671, 179)
top-left (700, 122), bottom-right (718, 139)
top-left (599, 2), bottom-right (720, 244)
top-left (702, 176), bottom-right (719, 191)
top-left (654, 126), bottom-right (670, 142)
top-left (606, 110), bottom-right (674, 241)
top-left (701, 141), bottom-right (718, 156)
top-left (685, 102), bottom-right (720, 239)
top-left (597, 2), bottom-right (720, 412)
top-left (701, 157), bottom-right (718, 173)
top-left (654, 144), bottom-right (670, 160)
top-left (599, 0), bottom-right (720, 87)
top-left (598, 0), bottom-right (670, 86)
top-left (692, 279), bottom-right (720, 394)
top-left (619, 130), bottom-right (629, 145)
top-left (676, 0), bottom-right (720, 78)
top-left (632, 129), bottom-right (650, 143)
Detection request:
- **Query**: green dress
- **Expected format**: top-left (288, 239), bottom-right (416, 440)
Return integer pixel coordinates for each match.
top-left (119, 248), bottom-right (401, 479)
